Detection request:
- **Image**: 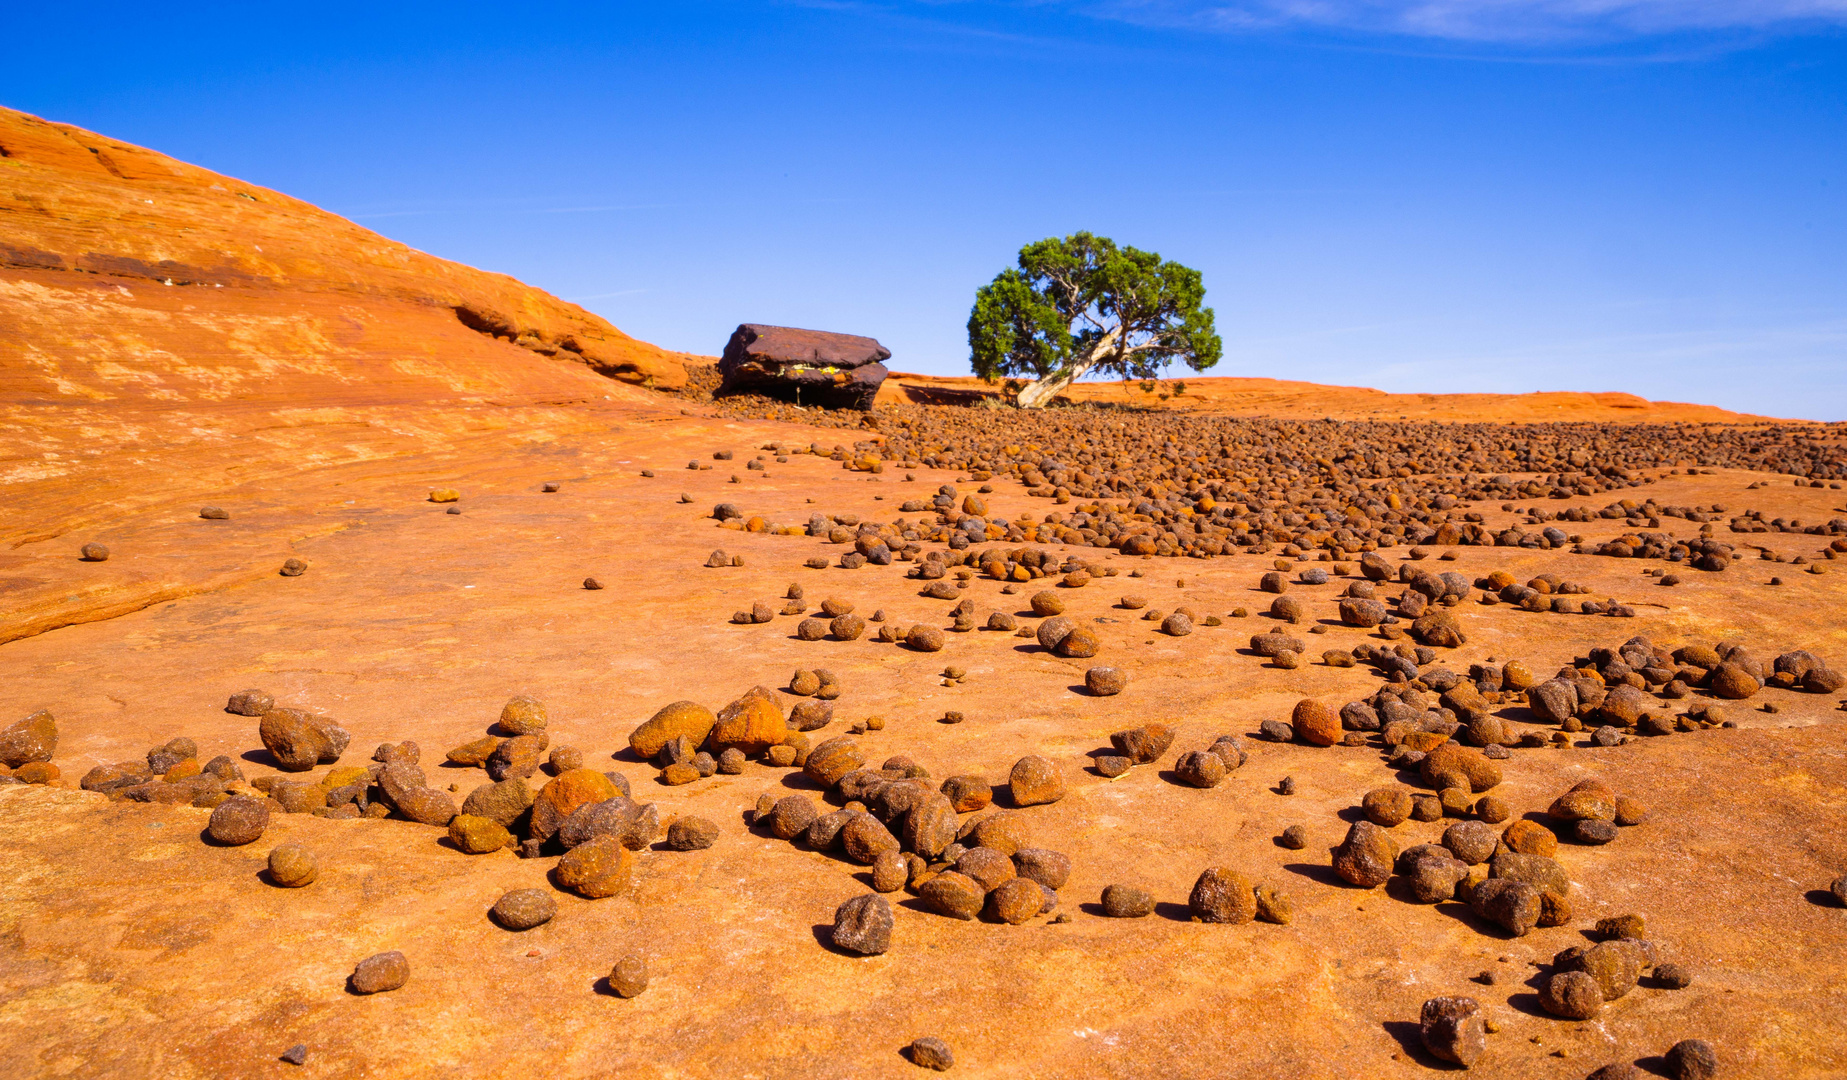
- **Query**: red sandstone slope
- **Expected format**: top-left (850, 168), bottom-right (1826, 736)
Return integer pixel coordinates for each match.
top-left (0, 105), bottom-right (684, 398)
top-left (0, 105), bottom-right (695, 534)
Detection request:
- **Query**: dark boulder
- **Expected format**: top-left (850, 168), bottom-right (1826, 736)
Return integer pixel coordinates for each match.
top-left (716, 324), bottom-right (890, 410)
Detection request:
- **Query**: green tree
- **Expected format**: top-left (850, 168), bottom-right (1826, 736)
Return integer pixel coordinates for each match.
top-left (967, 232), bottom-right (1221, 408)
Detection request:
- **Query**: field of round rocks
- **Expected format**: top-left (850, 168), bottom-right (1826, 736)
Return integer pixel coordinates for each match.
top-left (5, 387), bottom-right (1847, 1079)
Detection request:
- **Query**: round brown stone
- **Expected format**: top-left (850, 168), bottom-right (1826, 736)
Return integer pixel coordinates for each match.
top-left (954, 846), bottom-right (1016, 891)
top-left (460, 777), bottom-right (534, 828)
top-left (871, 851), bottom-right (909, 892)
top-left (449, 813), bottom-right (513, 854)
top-left (1708, 661), bottom-right (1760, 699)
top-left (351, 951), bottom-right (409, 994)
top-left (491, 888), bottom-right (557, 930)
top-left (1055, 625), bottom-right (1101, 658)
top-left (1474, 795), bottom-right (1511, 824)
top-left (1333, 820), bottom-right (1397, 887)
top-left (918, 870), bottom-right (984, 920)
top-left (832, 893), bottom-right (894, 954)
top-left (1008, 755), bottom-right (1065, 806)
top-left (531, 769), bottom-right (621, 841)
top-left (906, 625), bottom-right (946, 652)
top-left (842, 813), bottom-right (901, 864)
top-left (964, 812), bottom-right (1029, 855)
top-left (1035, 615), bottom-right (1075, 652)
top-left (266, 843), bottom-right (318, 887)
top-left (1362, 787), bottom-right (1413, 827)
top-left (1189, 866), bottom-right (1257, 923)
top-left (1539, 970), bottom-right (1602, 1019)
top-left (940, 775), bottom-right (993, 813)
top-left (666, 816), bottom-right (719, 850)
top-left (499, 695), bottom-right (548, 736)
top-left (1420, 996), bottom-right (1485, 1067)
top-left (987, 877), bottom-right (1045, 925)
top-left (707, 688), bottom-right (787, 755)
top-left (554, 837), bottom-right (636, 899)
top-left (1502, 819), bottom-right (1560, 858)
top-left (1085, 666), bottom-right (1127, 695)
top-left (1470, 877), bottom-right (1542, 937)
top-left (907, 1037), bottom-right (954, 1071)
top-left (629, 701), bottom-right (718, 759)
top-left (207, 795), bottom-right (269, 846)
top-left (609, 955), bottom-right (648, 998)
top-left (1102, 883), bottom-right (1154, 918)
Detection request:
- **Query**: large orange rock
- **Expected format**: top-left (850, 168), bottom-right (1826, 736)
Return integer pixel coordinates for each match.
top-left (530, 769), bottom-right (621, 842)
top-left (705, 687), bottom-right (787, 756)
top-left (0, 710), bottom-right (57, 767)
top-left (1291, 699), bottom-right (1340, 747)
top-left (629, 701), bottom-right (718, 759)
top-left (554, 837), bottom-right (636, 899)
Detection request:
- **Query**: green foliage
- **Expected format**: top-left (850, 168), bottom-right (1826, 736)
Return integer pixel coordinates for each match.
top-left (967, 231), bottom-right (1221, 387)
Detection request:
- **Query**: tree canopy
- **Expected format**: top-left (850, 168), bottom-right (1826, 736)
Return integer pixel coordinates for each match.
top-left (967, 232), bottom-right (1221, 407)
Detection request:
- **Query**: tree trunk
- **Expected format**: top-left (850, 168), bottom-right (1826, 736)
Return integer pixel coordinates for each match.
top-left (1016, 328), bottom-right (1119, 409)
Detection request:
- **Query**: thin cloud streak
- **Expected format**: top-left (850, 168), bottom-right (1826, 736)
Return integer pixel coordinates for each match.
top-left (1078, 0), bottom-right (1847, 43)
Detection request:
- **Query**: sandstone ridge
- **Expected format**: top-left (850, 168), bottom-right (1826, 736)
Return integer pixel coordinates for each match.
top-left (0, 106), bottom-right (685, 397)
top-left (879, 371), bottom-right (1781, 423)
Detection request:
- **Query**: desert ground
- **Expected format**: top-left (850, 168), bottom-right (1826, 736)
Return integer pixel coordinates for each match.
top-left (3, 106), bottom-right (1847, 1080)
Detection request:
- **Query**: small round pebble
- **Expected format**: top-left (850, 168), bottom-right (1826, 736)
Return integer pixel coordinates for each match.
top-left (1539, 970), bottom-right (1602, 1019)
top-left (207, 795), bottom-right (269, 846)
top-left (609, 954), bottom-right (649, 998)
top-left (871, 851), bottom-right (910, 892)
top-left (987, 877), bottom-right (1045, 925)
top-left (907, 1036), bottom-right (954, 1071)
top-left (80, 542), bottom-right (109, 561)
top-left (1665, 1039), bottom-right (1718, 1080)
top-left (907, 625), bottom-right (945, 652)
top-left (1085, 666), bottom-right (1128, 696)
top-left (661, 762), bottom-right (701, 784)
top-left (1101, 883), bottom-right (1155, 918)
top-left (1654, 962), bottom-right (1693, 989)
top-left (1279, 825), bottom-right (1307, 850)
top-left (449, 814), bottom-right (512, 854)
top-left (351, 951), bottom-right (409, 994)
top-left (666, 816), bottom-right (719, 850)
top-left (491, 888), bottom-right (557, 930)
top-left (832, 892), bottom-right (895, 955)
top-left (266, 843), bottom-right (318, 887)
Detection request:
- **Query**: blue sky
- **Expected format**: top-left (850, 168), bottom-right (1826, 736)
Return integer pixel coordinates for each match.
top-left (5, 2), bottom-right (1844, 418)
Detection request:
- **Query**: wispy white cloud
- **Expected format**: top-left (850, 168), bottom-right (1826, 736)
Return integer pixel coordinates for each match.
top-left (1078, 0), bottom-right (1847, 43)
